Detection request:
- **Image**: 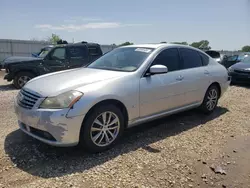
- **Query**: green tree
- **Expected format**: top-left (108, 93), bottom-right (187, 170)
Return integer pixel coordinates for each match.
top-left (241, 45), bottom-right (250, 52)
top-left (119, 42), bottom-right (134, 46)
top-left (48, 34), bottom-right (62, 44)
top-left (171, 42), bottom-right (188, 45)
top-left (190, 40), bottom-right (211, 50)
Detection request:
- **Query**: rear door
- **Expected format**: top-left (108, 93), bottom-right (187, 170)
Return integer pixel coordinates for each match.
top-left (43, 47), bottom-right (68, 72)
top-left (67, 46), bottom-right (89, 68)
top-left (178, 48), bottom-right (210, 105)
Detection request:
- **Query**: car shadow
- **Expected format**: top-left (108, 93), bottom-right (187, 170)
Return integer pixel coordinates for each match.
top-left (4, 106), bottom-right (228, 178)
top-left (0, 84), bottom-right (17, 91)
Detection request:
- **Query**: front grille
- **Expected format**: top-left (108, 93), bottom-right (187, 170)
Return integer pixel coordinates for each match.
top-left (17, 89), bottom-right (40, 109)
top-left (234, 69), bottom-right (250, 75)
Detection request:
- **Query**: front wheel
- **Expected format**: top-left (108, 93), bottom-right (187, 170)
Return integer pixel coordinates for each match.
top-left (79, 105), bottom-right (125, 153)
top-left (13, 72), bottom-right (35, 89)
top-left (199, 85), bottom-right (219, 114)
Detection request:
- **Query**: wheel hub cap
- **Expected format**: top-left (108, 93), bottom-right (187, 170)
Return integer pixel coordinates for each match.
top-left (90, 111), bottom-right (120, 147)
top-left (206, 89), bottom-right (218, 111)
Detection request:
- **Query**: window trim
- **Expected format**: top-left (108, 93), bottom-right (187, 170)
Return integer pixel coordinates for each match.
top-left (142, 47), bottom-right (182, 77)
top-left (178, 47), bottom-right (204, 70)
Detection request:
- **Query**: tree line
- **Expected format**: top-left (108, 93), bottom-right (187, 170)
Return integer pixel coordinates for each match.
top-left (39, 34), bottom-right (250, 52)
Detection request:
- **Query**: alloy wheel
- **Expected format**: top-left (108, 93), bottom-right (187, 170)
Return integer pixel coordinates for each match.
top-left (18, 76), bottom-right (31, 87)
top-left (206, 89), bottom-right (218, 111)
top-left (90, 111), bottom-right (120, 147)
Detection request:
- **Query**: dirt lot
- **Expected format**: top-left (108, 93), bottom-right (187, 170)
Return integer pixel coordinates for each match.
top-left (0, 70), bottom-right (250, 188)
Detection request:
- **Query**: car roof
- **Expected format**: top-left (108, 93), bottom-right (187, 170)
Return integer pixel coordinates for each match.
top-left (51, 42), bottom-right (101, 49)
top-left (121, 43), bottom-right (205, 52)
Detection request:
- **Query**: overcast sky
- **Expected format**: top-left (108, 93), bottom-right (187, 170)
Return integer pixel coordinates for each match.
top-left (0, 0), bottom-right (249, 50)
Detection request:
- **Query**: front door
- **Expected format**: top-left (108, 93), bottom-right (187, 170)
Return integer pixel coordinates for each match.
top-left (139, 48), bottom-right (187, 117)
top-left (67, 46), bottom-right (89, 68)
top-left (43, 47), bottom-right (68, 72)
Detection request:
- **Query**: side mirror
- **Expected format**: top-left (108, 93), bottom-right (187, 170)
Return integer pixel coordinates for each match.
top-left (149, 64), bottom-right (168, 74)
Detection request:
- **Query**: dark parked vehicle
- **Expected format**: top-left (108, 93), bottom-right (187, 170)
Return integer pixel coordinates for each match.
top-left (221, 54), bottom-right (248, 68)
top-left (228, 56), bottom-right (250, 83)
top-left (4, 42), bottom-right (103, 88)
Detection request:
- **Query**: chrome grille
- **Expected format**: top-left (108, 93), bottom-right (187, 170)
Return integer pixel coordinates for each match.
top-left (17, 89), bottom-right (40, 109)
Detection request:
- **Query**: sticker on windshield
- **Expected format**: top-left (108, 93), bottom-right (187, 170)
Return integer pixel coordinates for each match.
top-left (135, 48), bottom-right (152, 53)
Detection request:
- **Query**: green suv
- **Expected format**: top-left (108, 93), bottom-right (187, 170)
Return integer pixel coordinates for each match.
top-left (4, 42), bottom-right (103, 88)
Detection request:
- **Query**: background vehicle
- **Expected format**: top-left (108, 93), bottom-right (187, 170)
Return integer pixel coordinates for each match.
top-left (205, 50), bottom-right (221, 63)
top-left (4, 42), bottom-right (103, 88)
top-left (228, 55), bottom-right (250, 83)
top-left (221, 54), bottom-right (248, 68)
top-left (0, 45), bottom-right (54, 70)
top-left (14, 44), bottom-right (230, 153)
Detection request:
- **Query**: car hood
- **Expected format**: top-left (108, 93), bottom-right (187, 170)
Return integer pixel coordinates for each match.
top-left (3, 56), bottom-right (41, 64)
top-left (231, 62), bottom-right (250, 70)
top-left (24, 68), bottom-right (128, 97)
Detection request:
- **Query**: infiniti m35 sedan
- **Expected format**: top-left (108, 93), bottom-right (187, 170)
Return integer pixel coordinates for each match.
top-left (14, 44), bottom-right (230, 152)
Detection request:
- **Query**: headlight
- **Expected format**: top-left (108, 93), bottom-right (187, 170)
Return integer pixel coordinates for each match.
top-left (39, 90), bottom-right (83, 109)
top-left (228, 67), bottom-right (233, 72)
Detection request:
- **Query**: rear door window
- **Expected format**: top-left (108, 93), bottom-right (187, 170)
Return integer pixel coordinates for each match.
top-left (68, 46), bottom-right (88, 59)
top-left (179, 48), bottom-right (203, 69)
top-left (89, 47), bottom-right (101, 56)
top-left (199, 52), bottom-right (209, 66)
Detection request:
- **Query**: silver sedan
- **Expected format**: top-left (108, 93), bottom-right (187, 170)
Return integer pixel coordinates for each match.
top-left (14, 44), bottom-right (230, 152)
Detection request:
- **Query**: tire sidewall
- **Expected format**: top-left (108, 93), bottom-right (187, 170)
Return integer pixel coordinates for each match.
top-left (13, 72), bottom-right (35, 89)
top-left (80, 105), bottom-right (125, 153)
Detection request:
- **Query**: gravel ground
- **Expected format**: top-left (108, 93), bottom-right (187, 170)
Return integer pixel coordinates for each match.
top-left (0, 70), bottom-right (250, 188)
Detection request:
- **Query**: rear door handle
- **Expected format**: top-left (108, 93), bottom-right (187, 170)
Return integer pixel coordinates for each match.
top-left (204, 70), bottom-right (210, 75)
top-left (176, 75), bottom-right (184, 81)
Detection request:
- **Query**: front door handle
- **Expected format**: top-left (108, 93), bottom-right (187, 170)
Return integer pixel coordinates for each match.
top-left (176, 75), bottom-right (184, 81)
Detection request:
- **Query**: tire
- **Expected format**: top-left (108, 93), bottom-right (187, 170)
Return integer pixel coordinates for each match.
top-left (199, 85), bottom-right (219, 114)
top-left (13, 72), bottom-right (35, 89)
top-left (79, 104), bottom-right (125, 153)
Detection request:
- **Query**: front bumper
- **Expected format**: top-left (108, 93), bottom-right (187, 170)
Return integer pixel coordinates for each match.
top-left (229, 72), bottom-right (250, 83)
top-left (14, 98), bottom-right (85, 147)
top-left (4, 73), bottom-right (13, 81)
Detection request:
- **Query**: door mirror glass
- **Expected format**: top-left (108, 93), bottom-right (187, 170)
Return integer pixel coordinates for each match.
top-left (150, 65), bottom-right (168, 74)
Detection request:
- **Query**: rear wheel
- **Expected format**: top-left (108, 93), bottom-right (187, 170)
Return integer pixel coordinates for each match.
top-left (13, 72), bottom-right (35, 89)
top-left (200, 85), bottom-right (219, 114)
top-left (79, 105), bottom-right (125, 153)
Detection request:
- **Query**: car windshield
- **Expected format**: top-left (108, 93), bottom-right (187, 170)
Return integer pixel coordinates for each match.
top-left (87, 47), bottom-right (154, 72)
top-left (242, 56), bottom-right (250, 63)
top-left (38, 47), bottom-right (52, 58)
